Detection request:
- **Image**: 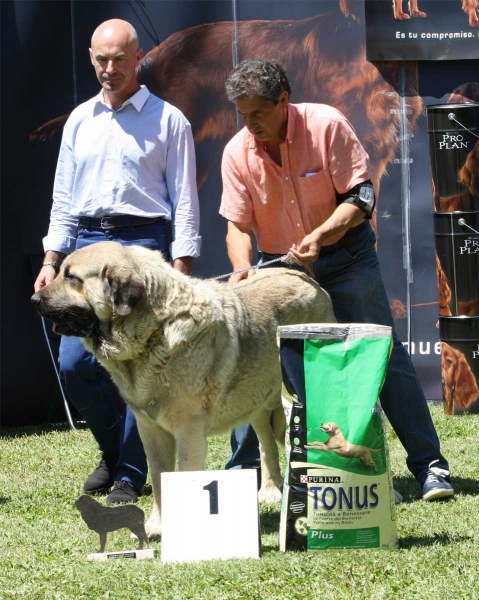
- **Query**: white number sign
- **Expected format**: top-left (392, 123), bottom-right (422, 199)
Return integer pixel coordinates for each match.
top-left (161, 470), bottom-right (260, 563)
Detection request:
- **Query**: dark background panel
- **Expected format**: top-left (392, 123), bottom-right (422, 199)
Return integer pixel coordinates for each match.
top-left (1, 0), bottom-right (76, 425)
top-left (1, 0), bottom-right (478, 425)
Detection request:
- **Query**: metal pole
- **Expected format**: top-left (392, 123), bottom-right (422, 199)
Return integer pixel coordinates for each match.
top-left (399, 61), bottom-right (413, 351)
top-left (231, 0), bottom-right (241, 131)
top-left (70, 0), bottom-right (78, 107)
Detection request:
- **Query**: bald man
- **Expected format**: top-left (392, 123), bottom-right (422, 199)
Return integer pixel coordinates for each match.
top-left (34, 20), bottom-right (201, 503)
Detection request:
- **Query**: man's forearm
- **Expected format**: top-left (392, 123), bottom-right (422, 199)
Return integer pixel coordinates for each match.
top-left (313, 203), bottom-right (366, 245)
top-left (226, 227), bottom-right (253, 269)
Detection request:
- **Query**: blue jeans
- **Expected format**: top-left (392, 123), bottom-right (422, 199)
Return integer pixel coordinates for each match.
top-left (59, 221), bottom-right (170, 490)
top-left (226, 222), bottom-right (449, 486)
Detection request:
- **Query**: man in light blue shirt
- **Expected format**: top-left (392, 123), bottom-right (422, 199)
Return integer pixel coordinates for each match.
top-left (34, 19), bottom-right (201, 504)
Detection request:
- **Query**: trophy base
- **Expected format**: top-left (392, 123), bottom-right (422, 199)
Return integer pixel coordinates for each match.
top-left (87, 549), bottom-right (156, 561)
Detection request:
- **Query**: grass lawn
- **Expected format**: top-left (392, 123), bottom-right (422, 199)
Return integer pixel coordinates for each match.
top-left (1, 406), bottom-right (478, 600)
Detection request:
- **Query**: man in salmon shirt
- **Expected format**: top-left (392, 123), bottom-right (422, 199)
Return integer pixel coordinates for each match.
top-left (219, 59), bottom-right (453, 502)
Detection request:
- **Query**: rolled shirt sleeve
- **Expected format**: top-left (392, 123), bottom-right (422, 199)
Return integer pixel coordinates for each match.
top-left (220, 144), bottom-right (253, 224)
top-left (166, 120), bottom-right (201, 260)
top-left (327, 117), bottom-right (370, 194)
top-left (42, 120), bottom-right (80, 254)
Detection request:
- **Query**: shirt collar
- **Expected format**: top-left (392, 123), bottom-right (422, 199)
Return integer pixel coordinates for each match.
top-left (285, 103), bottom-right (296, 144)
top-left (95, 85), bottom-right (150, 113)
top-left (246, 102), bottom-right (297, 150)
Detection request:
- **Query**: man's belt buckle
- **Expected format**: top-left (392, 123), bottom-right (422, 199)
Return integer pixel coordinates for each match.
top-left (100, 217), bottom-right (116, 230)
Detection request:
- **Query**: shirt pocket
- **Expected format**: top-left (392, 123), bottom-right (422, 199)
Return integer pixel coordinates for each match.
top-left (121, 141), bottom-right (163, 189)
top-left (298, 168), bottom-right (336, 206)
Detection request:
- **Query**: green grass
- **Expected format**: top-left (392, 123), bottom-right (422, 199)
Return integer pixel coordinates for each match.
top-left (1, 406), bottom-right (478, 599)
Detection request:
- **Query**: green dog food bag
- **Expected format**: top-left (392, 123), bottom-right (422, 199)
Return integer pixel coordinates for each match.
top-left (278, 323), bottom-right (397, 551)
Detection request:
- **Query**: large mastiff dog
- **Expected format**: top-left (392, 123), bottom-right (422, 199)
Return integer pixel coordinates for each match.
top-left (31, 241), bottom-right (336, 537)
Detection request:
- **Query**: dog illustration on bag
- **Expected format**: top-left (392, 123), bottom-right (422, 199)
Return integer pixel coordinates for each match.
top-left (305, 422), bottom-right (383, 472)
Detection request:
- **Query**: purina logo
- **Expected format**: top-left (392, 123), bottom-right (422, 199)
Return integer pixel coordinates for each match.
top-left (438, 133), bottom-right (469, 150)
top-left (300, 475), bottom-right (341, 484)
top-left (290, 501), bottom-right (306, 513)
top-left (473, 344), bottom-right (479, 359)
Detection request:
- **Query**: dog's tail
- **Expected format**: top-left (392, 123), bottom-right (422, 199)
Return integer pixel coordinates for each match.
top-left (272, 405), bottom-right (287, 444)
top-left (370, 448), bottom-right (383, 453)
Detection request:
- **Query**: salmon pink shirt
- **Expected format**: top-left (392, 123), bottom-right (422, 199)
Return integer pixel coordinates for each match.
top-left (220, 103), bottom-right (370, 254)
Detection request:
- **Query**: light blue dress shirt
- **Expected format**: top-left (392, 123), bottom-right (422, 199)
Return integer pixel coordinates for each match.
top-left (43, 85), bottom-right (201, 260)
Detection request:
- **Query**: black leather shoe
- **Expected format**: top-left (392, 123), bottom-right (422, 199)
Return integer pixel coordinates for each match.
top-left (106, 481), bottom-right (140, 504)
top-left (83, 454), bottom-right (116, 494)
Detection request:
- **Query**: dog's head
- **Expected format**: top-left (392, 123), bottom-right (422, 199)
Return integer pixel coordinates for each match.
top-left (31, 242), bottom-right (171, 359)
top-left (75, 494), bottom-right (99, 512)
top-left (441, 342), bottom-right (479, 411)
top-left (320, 422), bottom-right (339, 437)
top-left (458, 140), bottom-right (479, 197)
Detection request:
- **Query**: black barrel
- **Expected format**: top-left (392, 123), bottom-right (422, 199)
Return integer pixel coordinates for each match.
top-left (427, 103), bottom-right (479, 212)
top-left (439, 316), bottom-right (479, 415)
top-left (433, 211), bottom-right (479, 316)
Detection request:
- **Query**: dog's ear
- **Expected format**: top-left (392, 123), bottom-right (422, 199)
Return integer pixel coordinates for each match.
top-left (454, 350), bottom-right (479, 408)
top-left (339, 0), bottom-right (362, 22)
top-left (458, 141), bottom-right (479, 196)
top-left (103, 266), bottom-right (145, 317)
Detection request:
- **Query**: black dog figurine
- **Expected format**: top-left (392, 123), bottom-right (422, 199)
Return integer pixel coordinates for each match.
top-left (75, 495), bottom-right (149, 553)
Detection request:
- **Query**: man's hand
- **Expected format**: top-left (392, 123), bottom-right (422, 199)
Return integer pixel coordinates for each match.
top-left (33, 250), bottom-right (65, 293)
top-left (34, 265), bottom-right (57, 293)
top-left (173, 256), bottom-right (194, 275)
top-left (228, 267), bottom-right (256, 285)
top-left (289, 203), bottom-right (367, 266)
top-left (289, 231), bottom-right (323, 265)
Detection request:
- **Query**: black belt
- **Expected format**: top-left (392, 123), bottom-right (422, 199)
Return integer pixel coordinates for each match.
top-left (78, 215), bottom-right (164, 230)
top-left (318, 221), bottom-right (367, 255)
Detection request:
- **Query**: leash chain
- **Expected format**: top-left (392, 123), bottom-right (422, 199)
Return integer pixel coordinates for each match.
top-left (211, 254), bottom-right (293, 281)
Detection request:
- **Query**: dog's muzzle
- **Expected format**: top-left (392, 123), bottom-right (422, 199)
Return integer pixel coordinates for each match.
top-left (31, 292), bottom-right (97, 338)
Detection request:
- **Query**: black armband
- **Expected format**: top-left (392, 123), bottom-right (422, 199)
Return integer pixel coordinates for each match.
top-left (337, 180), bottom-right (375, 219)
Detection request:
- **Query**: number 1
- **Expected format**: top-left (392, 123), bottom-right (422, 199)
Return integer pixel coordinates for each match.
top-left (203, 480), bottom-right (219, 514)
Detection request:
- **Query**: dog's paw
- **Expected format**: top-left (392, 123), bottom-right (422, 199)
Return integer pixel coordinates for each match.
top-left (258, 486), bottom-right (282, 504)
top-left (410, 10), bottom-right (426, 18)
top-left (144, 519), bottom-right (162, 540)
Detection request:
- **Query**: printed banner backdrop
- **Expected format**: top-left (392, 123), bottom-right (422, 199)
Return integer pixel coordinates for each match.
top-left (365, 0), bottom-right (479, 60)
top-left (1, 0), bottom-right (478, 425)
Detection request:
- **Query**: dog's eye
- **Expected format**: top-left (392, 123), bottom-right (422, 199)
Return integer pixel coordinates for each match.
top-left (64, 270), bottom-right (83, 283)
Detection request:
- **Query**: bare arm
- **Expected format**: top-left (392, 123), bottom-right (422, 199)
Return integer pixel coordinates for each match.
top-left (33, 250), bottom-right (66, 292)
top-left (289, 203), bottom-right (366, 265)
top-left (226, 221), bottom-right (255, 284)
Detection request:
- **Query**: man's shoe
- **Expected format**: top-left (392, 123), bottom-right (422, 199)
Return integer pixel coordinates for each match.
top-left (106, 481), bottom-right (140, 504)
top-left (83, 457), bottom-right (115, 494)
top-left (422, 462), bottom-right (454, 501)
